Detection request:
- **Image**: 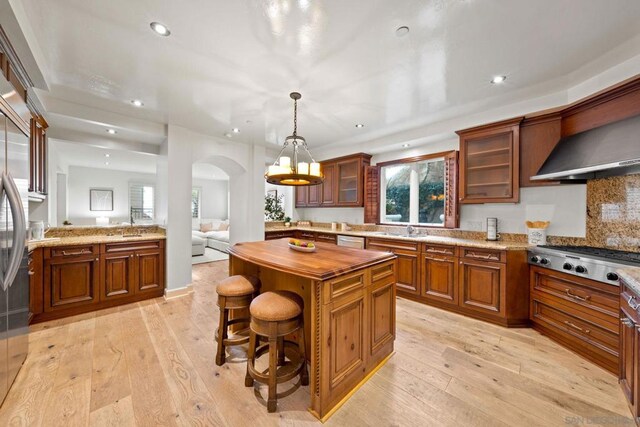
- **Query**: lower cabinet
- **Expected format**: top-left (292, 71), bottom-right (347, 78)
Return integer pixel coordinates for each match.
top-left (620, 279), bottom-right (640, 423)
top-left (32, 239), bottom-right (165, 323)
top-left (366, 238), bottom-right (420, 295)
top-left (459, 258), bottom-right (505, 317)
top-left (422, 254), bottom-right (458, 306)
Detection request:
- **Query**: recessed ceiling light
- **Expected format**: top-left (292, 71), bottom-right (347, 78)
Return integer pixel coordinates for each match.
top-left (402, 143), bottom-right (411, 148)
top-left (491, 75), bottom-right (506, 84)
top-left (105, 154), bottom-right (110, 158)
top-left (232, 128), bottom-right (240, 133)
top-left (105, 162), bottom-right (110, 166)
top-left (395, 26), bottom-right (410, 37)
top-left (150, 22), bottom-right (171, 36)
top-left (355, 123), bottom-right (364, 128)
top-left (106, 129), bottom-right (117, 134)
top-left (131, 99), bottom-right (144, 107)
top-left (224, 132), bottom-right (233, 138)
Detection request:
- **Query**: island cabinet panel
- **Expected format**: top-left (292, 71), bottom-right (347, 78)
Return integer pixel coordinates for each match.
top-left (32, 239), bottom-right (166, 324)
top-left (44, 255), bottom-right (100, 312)
top-left (459, 259), bottom-right (504, 317)
top-left (422, 254), bottom-right (458, 306)
top-left (101, 252), bottom-right (136, 300)
top-left (368, 261), bottom-right (396, 365)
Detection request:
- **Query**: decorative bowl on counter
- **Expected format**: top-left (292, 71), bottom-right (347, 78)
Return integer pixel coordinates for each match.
top-left (288, 238), bottom-right (316, 253)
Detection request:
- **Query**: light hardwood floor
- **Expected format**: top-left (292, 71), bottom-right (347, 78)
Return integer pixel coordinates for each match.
top-left (0, 261), bottom-right (631, 426)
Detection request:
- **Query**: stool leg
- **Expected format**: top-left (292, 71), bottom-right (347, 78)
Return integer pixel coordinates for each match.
top-left (277, 336), bottom-right (285, 366)
top-left (215, 296), bottom-right (228, 366)
top-left (244, 329), bottom-right (257, 387)
top-left (267, 323), bottom-right (278, 413)
top-left (298, 324), bottom-right (309, 386)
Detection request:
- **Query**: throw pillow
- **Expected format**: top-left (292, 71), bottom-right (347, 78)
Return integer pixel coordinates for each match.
top-left (200, 223), bottom-right (213, 232)
top-left (218, 223), bottom-right (229, 231)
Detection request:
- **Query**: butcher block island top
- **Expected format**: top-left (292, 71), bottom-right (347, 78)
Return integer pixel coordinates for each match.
top-left (229, 238), bottom-right (396, 281)
top-left (229, 238), bottom-right (398, 420)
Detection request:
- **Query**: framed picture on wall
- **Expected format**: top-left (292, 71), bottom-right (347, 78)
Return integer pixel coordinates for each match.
top-left (90, 189), bottom-right (114, 211)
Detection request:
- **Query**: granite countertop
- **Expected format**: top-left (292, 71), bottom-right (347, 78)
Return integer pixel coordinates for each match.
top-left (265, 226), bottom-right (531, 251)
top-left (28, 233), bottom-right (166, 250)
top-left (619, 267), bottom-right (640, 296)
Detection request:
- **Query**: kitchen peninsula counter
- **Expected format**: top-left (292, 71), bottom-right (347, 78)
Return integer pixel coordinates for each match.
top-left (229, 239), bottom-right (397, 420)
top-left (28, 233), bottom-right (166, 250)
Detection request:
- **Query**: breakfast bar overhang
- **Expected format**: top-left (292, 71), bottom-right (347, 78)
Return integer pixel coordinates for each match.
top-left (228, 238), bottom-right (397, 420)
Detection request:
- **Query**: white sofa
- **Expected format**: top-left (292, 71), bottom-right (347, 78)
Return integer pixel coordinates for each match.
top-left (192, 218), bottom-right (230, 253)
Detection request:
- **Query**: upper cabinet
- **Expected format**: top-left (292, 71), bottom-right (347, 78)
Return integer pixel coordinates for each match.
top-left (457, 117), bottom-right (523, 204)
top-left (295, 153), bottom-right (371, 208)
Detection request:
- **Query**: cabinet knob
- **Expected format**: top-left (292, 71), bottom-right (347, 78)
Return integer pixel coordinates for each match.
top-left (130, 254), bottom-right (134, 257)
top-left (95, 258), bottom-right (99, 261)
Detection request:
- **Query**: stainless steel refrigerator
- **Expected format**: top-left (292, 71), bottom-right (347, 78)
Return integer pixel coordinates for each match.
top-left (0, 108), bottom-right (29, 404)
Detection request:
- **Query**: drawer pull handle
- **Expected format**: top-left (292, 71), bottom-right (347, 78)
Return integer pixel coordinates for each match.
top-left (28, 270), bottom-right (35, 276)
top-left (628, 295), bottom-right (640, 310)
top-left (428, 248), bottom-right (450, 254)
top-left (565, 289), bottom-right (590, 302)
top-left (621, 318), bottom-right (636, 328)
top-left (62, 249), bottom-right (90, 256)
top-left (467, 252), bottom-right (494, 260)
top-left (564, 320), bottom-right (590, 334)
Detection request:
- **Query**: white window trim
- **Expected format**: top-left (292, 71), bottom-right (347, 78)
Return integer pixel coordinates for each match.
top-left (128, 181), bottom-right (156, 222)
top-left (192, 186), bottom-right (202, 219)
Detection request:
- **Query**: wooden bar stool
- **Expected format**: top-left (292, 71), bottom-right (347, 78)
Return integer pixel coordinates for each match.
top-left (215, 275), bottom-right (261, 366)
top-left (245, 290), bottom-right (309, 413)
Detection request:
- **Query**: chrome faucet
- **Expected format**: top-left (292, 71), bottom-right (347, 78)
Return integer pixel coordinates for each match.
top-left (406, 224), bottom-right (415, 235)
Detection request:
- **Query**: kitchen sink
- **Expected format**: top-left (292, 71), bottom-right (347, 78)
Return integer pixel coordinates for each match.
top-left (370, 231), bottom-right (422, 238)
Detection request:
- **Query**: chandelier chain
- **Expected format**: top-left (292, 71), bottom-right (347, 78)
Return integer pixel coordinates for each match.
top-left (292, 97), bottom-right (298, 137)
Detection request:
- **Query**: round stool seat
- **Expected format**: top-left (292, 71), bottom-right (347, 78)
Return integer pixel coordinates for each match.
top-left (250, 291), bottom-right (302, 322)
top-left (217, 275), bottom-right (260, 297)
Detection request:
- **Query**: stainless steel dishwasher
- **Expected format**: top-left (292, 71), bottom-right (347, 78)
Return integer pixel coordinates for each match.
top-left (337, 235), bottom-right (366, 249)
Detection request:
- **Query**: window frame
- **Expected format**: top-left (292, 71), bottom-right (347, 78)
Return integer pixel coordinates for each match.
top-left (191, 186), bottom-right (202, 219)
top-left (128, 182), bottom-right (155, 222)
top-left (376, 150), bottom-right (458, 229)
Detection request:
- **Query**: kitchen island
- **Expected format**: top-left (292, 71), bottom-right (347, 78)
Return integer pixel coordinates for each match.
top-left (229, 238), bottom-right (397, 420)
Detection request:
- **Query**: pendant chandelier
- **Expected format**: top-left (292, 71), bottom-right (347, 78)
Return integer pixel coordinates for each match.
top-left (265, 92), bottom-right (324, 186)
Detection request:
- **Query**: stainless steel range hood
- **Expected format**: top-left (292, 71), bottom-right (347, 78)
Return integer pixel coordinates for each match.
top-left (531, 114), bottom-right (640, 181)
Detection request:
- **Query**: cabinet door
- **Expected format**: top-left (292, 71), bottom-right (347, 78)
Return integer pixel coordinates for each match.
top-left (459, 259), bottom-right (505, 316)
top-left (620, 308), bottom-right (636, 409)
top-left (422, 255), bottom-right (458, 306)
top-left (369, 280), bottom-right (395, 362)
top-left (321, 163), bottom-right (335, 206)
top-left (295, 186), bottom-right (308, 207)
top-left (308, 184), bottom-right (321, 206)
top-left (395, 250), bottom-right (420, 295)
top-left (323, 291), bottom-right (366, 394)
top-left (135, 249), bottom-right (164, 295)
top-left (44, 256), bottom-right (100, 312)
top-left (101, 252), bottom-right (136, 300)
top-left (336, 159), bottom-right (361, 206)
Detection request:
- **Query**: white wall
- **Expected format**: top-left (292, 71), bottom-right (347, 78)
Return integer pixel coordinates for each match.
top-left (66, 166), bottom-right (156, 226)
top-left (193, 178), bottom-right (228, 220)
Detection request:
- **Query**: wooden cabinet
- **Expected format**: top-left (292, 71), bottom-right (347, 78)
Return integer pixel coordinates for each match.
top-left (264, 230), bottom-right (296, 240)
top-left (265, 229), bottom-right (338, 244)
top-left (369, 262), bottom-right (396, 364)
top-left (422, 254), bottom-right (458, 306)
top-left (44, 252), bottom-right (100, 312)
top-left (366, 238), bottom-right (420, 296)
top-left (102, 252), bottom-right (136, 300)
top-left (457, 117), bottom-right (523, 204)
top-left (519, 114), bottom-right (562, 187)
top-left (459, 259), bottom-right (505, 317)
top-left (31, 239), bottom-right (165, 323)
top-left (295, 153), bottom-right (371, 208)
top-left (530, 266), bottom-right (619, 374)
top-left (620, 280), bottom-right (640, 423)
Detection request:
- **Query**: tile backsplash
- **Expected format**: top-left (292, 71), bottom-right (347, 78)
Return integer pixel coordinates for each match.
top-left (586, 174), bottom-right (640, 252)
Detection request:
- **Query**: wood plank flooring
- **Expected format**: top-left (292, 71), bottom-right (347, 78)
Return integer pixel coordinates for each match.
top-left (0, 261), bottom-right (631, 426)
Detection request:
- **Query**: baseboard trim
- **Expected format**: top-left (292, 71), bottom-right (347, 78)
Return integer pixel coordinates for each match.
top-left (164, 285), bottom-right (194, 300)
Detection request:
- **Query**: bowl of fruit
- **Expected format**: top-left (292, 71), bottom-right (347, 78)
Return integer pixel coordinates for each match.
top-left (288, 238), bottom-right (316, 253)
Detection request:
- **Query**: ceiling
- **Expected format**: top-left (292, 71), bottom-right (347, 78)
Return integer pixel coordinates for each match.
top-left (53, 139), bottom-right (228, 180)
top-left (13, 0), bottom-right (640, 154)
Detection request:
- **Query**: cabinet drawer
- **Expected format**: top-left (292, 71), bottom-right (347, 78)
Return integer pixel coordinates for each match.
top-left (531, 266), bottom-right (618, 319)
top-left (532, 297), bottom-right (618, 355)
top-left (366, 238), bottom-right (419, 252)
top-left (316, 233), bottom-right (337, 244)
top-left (48, 244), bottom-right (99, 259)
top-left (103, 239), bottom-right (162, 253)
top-left (371, 261), bottom-right (395, 288)
top-left (323, 270), bottom-right (366, 304)
top-left (265, 231), bottom-right (295, 240)
top-left (460, 247), bottom-right (506, 263)
top-left (298, 231), bottom-right (316, 241)
top-left (423, 244), bottom-right (456, 256)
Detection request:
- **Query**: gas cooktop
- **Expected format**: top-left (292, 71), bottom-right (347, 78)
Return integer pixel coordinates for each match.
top-left (529, 245), bottom-right (639, 284)
top-left (537, 245), bottom-right (640, 265)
